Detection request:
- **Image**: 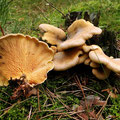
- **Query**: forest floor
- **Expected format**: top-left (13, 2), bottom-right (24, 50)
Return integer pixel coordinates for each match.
top-left (0, 0), bottom-right (120, 120)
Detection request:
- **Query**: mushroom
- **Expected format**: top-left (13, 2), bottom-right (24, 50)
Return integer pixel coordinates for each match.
top-left (81, 44), bottom-right (103, 67)
top-left (83, 56), bottom-right (110, 80)
top-left (90, 61), bottom-right (100, 68)
top-left (81, 44), bottom-right (111, 79)
top-left (39, 24), bottom-right (66, 45)
top-left (0, 34), bottom-right (54, 86)
top-left (58, 19), bottom-right (102, 51)
top-left (92, 66), bottom-right (111, 80)
top-left (89, 46), bottom-right (120, 73)
top-left (50, 46), bottom-right (57, 54)
top-left (53, 47), bottom-right (88, 71)
top-left (84, 58), bottom-right (91, 65)
top-left (82, 44), bottom-right (102, 53)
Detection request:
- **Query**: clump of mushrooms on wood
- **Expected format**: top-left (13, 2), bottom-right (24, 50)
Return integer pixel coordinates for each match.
top-left (0, 19), bottom-right (119, 99)
top-left (39, 19), bottom-right (120, 80)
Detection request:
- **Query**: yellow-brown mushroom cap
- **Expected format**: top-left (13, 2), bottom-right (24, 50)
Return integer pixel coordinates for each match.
top-left (53, 47), bottom-right (88, 71)
top-left (106, 58), bottom-right (120, 73)
top-left (92, 66), bottom-right (111, 80)
top-left (0, 34), bottom-right (54, 86)
top-left (89, 46), bottom-right (120, 73)
top-left (58, 19), bottom-right (102, 51)
top-left (82, 44), bottom-right (102, 53)
top-left (39, 24), bottom-right (66, 45)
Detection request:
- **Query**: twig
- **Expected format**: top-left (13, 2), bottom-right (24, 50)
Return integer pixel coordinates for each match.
top-left (0, 89), bottom-right (11, 97)
top-left (58, 115), bottom-right (63, 120)
top-left (46, 88), bottom-right (71, 111)
top-left (97, 93), bottom-right (110, 119)
top-left (37, 88), bottom-right (41, 111)
top-left (46, 89), bottom-right (56, 104)
top-left (32, 108), bottom-right (64, 115)
top-left (55, 74), bottom-right (75, 91)
top-left (30, 107), bottom-right (65, 119)
top-left (82, 85), bottom-right (105, 98)
top-left (36, 6), bottom-right (51, 22)
top-left (0, 102), bottom-right (17, 118)
top-left (43, 96), bottom-right (48, 107)
top-left (28, 106), bottom-right (32, 120)
top-left (0, 25), bottom-right (5, 36)
top-left (46, 88), bottom-right (83, 120)
top-left (40, 112), bottom-right (79, 120)
top-left (29, 108), bottom-right (38, 119)
top-left (69, 110), bottom-right (85, 115)
top-left (0, 98), bottom-right (12, 105)
top-left (74, 75), bottom-right (88, 110)
top-left (0, 106), bottom-right (11, 112)
top-left (0, 96), bottom-right (37, 118)
top-left (75, 75), bottom-right (86, 98)
top-left (44, 0), bottom-right (66, 18)
top-left (57, 90), bottom-right (82, 94)
top-left (39, 112), bottom-right (66, 120)
top-left (56, 82), bottom-right (105, 98)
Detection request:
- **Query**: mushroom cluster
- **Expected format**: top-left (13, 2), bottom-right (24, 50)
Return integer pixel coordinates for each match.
top-left (0, 19), bottom-right (119, 99)
top-left (84, 44), bottom-right (120, 79)
top-left (39, 19), bottom-right (120, 80)
top-left (0, 34), bottom-right (54, 87)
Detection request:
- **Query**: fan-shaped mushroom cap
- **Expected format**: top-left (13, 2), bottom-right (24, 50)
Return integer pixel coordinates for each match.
top-left (39, 24), bottom-right (66, 45)
top-left (82, 45), bottom-right (102, 66)
top-left (53, 47), bottom-right (88, 71)
top-left (106, 58), bottom-right (120, 73)
top-left (92, 66), bottom-right (111, 80)
top-left (82, 44), bottom-right (102, 53)
top-left (58, 19), bottom-right (102, 51)
top-left (89, 47), bottom-right (120, 73)
top-left (0, 34), bottom-right (54, 86)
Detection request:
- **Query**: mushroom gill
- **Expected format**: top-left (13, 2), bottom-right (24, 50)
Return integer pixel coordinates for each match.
top-left (0, 34), bottom-right (54, 87)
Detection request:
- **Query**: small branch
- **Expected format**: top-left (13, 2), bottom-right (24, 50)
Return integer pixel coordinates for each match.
top-left (36, 6), bottom-right (51, 23)
top-left (0, 25), bottom-right (5, 36)
top-left (44, 0), bottom-right (66, 18)
top-left (74, 75), bottom-right (88, 110)
top-left (97, 93), bottom-right (110, 119)
top-left (0, 96), bottom-right (36, 118)
top-left (0, 98), bottom-right (12, 105)
top-left (58, 115), bottom-right (63, 120)
top-left (28, 106), bottom-right (32, 120)
top-left (0, 102), bottom-right (17, 118)
top-left (46, 88), bottom-right (71, 111)
top-left (37, 88), bottom-right (41, 111)
top-left (40, 112), bottom-right (80, 120)
top-left (82, 85), bottom-right (105, 98)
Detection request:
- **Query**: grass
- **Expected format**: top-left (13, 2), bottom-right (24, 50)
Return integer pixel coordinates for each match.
top-left (0, 0), bottom-right (120, 120)
top-left (1, 0), bottom-right (120, 38)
